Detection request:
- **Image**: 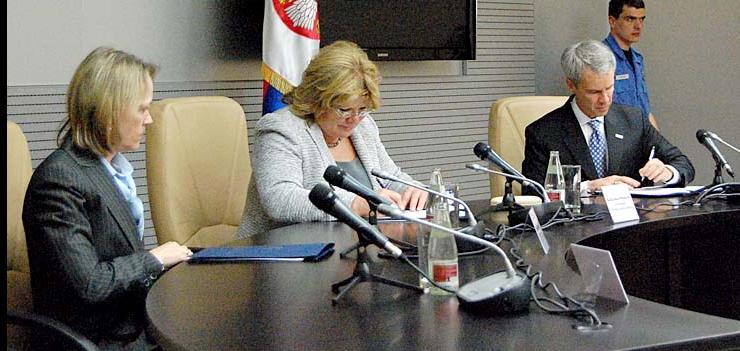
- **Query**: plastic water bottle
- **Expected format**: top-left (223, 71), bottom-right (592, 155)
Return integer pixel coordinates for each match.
top-left (544, 151), bottom-right (565, 202)
top-left (427, 170), bottom-right (459, 295)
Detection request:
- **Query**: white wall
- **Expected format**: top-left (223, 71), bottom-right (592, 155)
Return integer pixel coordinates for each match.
top-left (535, 0), bottom-right (740, 186)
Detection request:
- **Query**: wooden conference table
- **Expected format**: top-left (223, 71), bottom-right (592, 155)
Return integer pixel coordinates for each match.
top-left (146, 197), bottom-right (740, 350)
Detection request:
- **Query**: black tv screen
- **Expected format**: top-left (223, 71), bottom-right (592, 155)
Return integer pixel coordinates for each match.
top-left (319, 0), bottom-right (476, 61)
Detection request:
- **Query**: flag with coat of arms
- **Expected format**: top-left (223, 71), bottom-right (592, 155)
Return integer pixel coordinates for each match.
top-left (262, 0), bottom-right (320, 115)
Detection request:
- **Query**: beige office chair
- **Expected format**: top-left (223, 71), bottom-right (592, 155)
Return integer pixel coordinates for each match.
top-left (488, 96), bottom-right (569, 197)
top-left (146, 96), bottom-right (251, 247)
top-left (7, 121), bottom-right (34, 347)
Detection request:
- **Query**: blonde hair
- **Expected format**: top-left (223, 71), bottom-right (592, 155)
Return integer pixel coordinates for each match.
top-left (285, 40), bottom-right (381, 121)
top-left (59, 47), bottom-right (158, 156)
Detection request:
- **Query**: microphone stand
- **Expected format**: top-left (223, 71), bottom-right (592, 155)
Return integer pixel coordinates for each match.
top-left (331, 214), bottom-right (423, 305)
top-left (711, 158), bottom-right (725, 187)
top-left (339, 203), bottom-right (413, 258)
top-left (489, 177), bottom-right (524, 213)
top-left (340, 204), bottom-right (379, 258)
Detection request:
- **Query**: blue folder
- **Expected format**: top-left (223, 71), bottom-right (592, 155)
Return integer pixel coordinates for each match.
top-left (188, 243), bottom-right (335, 263)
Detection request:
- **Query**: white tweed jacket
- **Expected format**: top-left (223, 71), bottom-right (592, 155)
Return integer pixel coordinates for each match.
top-left (236, 107), bottom-right (416, 238)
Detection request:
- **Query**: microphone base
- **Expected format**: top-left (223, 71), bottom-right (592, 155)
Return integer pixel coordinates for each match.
top-left (490, 201), bottom-right (525, 212)
top-left (507, 201), bottom-right (564, 226)
top-left (456, 271), bottom-right (531, 314)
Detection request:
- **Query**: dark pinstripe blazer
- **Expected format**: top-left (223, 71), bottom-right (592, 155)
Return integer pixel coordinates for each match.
top-left (22, 138), bottom-right (162, 350)
top-left (522, 96), bottom-right (695, 189)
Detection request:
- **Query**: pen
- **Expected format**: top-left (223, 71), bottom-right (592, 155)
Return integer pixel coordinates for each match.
top-left (641, 146), bottom-right (656, 182)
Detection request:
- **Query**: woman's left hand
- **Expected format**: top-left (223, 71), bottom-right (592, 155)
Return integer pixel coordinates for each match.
top-left (400, 187), bottom-right (428, 211)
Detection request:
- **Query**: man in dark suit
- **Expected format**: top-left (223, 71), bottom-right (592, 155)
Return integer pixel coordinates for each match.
top-left (23, 47), bottom-right (193, 350)
top-left (522, 40), bottom-right (694, 193)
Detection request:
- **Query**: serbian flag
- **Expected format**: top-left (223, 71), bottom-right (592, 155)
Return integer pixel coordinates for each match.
top-left (262, 0), bottom-right (320, 115)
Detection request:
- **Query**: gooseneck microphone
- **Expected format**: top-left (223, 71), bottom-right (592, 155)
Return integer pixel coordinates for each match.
top-left (471, 142), bottom-right (550, 201)
top-left (370, 169), bottom-right (478, 226)
top-left (466, 163), bottom-right (549, 202)
top-left (473, 142), bottom-right (524, 178)
top-left (706, 131), bottom-right (740, 153)
top-left (375, 203), bottom-right (531, 314)
top-left (308, 183), bottom-right (403, 258)
top-left (697, 129), bottom-right (735, 178)
top-left (323, 165), bottom-right (391, 206)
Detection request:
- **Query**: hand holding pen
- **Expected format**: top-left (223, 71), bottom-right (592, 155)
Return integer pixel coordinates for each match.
top-left (640, 146), bottom-right (656, 183)
top-left (639, 146), bottom-right (673, 184)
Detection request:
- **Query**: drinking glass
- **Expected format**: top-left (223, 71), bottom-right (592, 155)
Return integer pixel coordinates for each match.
top-left (562, 165), bottom-right (581, 213)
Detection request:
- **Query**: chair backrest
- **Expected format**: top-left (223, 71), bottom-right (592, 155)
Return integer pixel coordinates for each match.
top-left (7, 121), bottom-right (33, 307)
top-left (7, 121), bottom-right (34, 348)
top-left (146, 96), bottom-right (251, 247)
top-left (488, 96), bottom-right (568, 197)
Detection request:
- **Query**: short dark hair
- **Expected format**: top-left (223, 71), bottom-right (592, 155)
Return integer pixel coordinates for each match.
top-left (609, 0), bottom-right (645, 18)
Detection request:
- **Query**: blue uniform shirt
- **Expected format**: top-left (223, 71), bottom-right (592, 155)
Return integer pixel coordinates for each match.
top-left (604, 33), bottom-right (651, 120)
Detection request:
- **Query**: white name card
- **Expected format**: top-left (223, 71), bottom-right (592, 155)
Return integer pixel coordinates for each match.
top-left (601, 184), bottom-right (640, 223)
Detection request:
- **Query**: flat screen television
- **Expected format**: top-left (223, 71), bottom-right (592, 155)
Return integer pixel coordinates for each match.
top-left (320, 1), bottom-right (476, 61)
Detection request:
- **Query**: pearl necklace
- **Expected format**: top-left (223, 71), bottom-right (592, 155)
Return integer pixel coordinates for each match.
top-left (326, 137), bottom-right (341, 148)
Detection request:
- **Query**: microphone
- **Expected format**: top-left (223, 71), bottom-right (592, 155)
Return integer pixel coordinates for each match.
top-left (473, 142), bottom-right (524, 178)
top-left (466, 163), bottom-right (549, 202)
top-left (697, 129), bottom-right (735, 178)
top-left (375, 203), bottom-right (530, 314)
top-left (323, 165), bottom-right (391, 206)
top-left (707, 131), bottom-right (740, 153)
top-left (370, 169), bottom-right (478, 226)
top-left (308, 183), bottom-right (403, 258)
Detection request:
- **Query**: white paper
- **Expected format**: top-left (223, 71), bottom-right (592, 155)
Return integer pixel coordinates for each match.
top-left (630, 185), bottom-right (705, 197)
top-left (601, 184), bottom-right (640, 223)
top-left (570, 243), bottom-right (630, 304)
top-left (529, 208), bottom-right (549, 254)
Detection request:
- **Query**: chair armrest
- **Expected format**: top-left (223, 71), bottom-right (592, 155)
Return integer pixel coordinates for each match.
top-left (7, 309), bottom-right (99, 351)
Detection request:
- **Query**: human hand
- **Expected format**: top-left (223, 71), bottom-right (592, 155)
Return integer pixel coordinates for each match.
top-left (149, 241), bottom-right (192, 268)
top-left (587, 175), bottom-right (640, 192)
top-left (639, 158), bottom-right (673, 183)
top-left (399, 187), bottom-right (429, 211)
top-left (350, 188), bottom-right (403, 216)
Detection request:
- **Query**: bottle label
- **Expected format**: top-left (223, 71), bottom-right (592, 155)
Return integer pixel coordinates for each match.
top-left (546, 189), bottom-right (565, 202)
top-left (431, 261), bottom-right (459, 284)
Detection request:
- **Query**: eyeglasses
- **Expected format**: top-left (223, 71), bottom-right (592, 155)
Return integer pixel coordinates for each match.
top-left (334, 108), bottom-right (371, 121)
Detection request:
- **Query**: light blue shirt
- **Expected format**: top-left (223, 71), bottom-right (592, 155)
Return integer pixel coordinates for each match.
top-left (100, 153), bottom-right (144, 240)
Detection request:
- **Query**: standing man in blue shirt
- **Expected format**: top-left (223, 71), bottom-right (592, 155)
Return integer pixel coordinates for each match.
top-left (604, 0), bottom-right (658, 130)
